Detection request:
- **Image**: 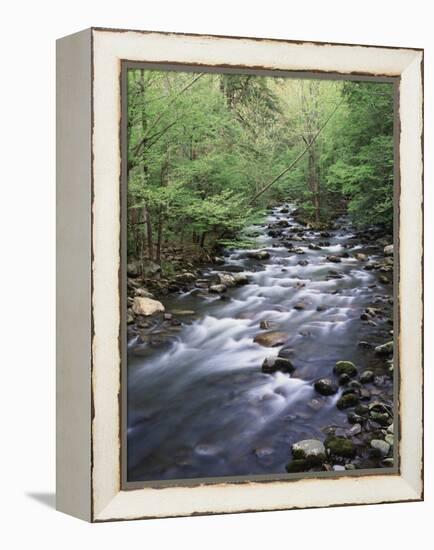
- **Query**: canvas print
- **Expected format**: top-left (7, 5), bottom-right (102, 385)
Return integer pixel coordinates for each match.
top-left (125, 68), bottom-right (395, 483)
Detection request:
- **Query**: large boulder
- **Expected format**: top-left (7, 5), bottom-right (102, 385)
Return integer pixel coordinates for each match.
top-left (262, 356), bottom-right (295, 374)
top-left (253, 331), bottom-right (289, 347)
top-left (291, 439), bottom-right (326, 464)
top-left (132, 297), bottom-right (165, 316)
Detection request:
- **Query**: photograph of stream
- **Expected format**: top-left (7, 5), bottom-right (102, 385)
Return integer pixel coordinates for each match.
top-left (125, 68), bottom-right (395, 483)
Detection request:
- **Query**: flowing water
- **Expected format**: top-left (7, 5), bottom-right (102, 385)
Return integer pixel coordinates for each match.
top-left (127, 205), bottom-right (393, 481)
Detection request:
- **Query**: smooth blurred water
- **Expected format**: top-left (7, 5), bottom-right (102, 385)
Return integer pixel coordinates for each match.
top-left (127, 205), bottom-right (393, 481)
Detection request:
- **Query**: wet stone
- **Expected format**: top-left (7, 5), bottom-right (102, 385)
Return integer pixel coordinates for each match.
top-left (291, 439), bottom-right (326, 464)
top-left (338, 374), bottom-right (351, 386)
top-left (261, 356), bottom-right (295, 374)
top-left (370, 439), bottom-right (390, 457)
top-left (314, 378), bottom-right (339, 396)
top-left (209, 284), bottom-right (227, 293)
top-left (278, 347), bottom-right (295, 359)
top-left (254, 331), bottom-right (289, 347)
top-left (337, 393), bottom-right (360, 410)
top-left (355, 404), bottom-right (370, 416)
top-left (325, 437), bottom-right (356, 459)
top-left (348, 412), bottom-right (364, 424)
top-left (375, 341), bottom-right (394, 356)
top-left (307, 398), bottom-right (326, 411)
top-left (334, 361), bottom-right (358, 377)
top-left (385, 434), bottom-right (394, 447)
top-left (360, 370), bottom-right (375, 384)
top-left (247, 250), bottom-right (271, 260)
top-left (349, 423), bottom-right (362, 436)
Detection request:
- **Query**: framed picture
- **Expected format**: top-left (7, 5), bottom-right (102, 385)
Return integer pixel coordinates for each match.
top-left (56, 27), bottom-right (423, 522)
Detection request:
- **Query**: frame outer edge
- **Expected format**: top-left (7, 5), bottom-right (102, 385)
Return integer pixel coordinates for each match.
top-left (89, 29), bottom-right (424, 521)
top-left (56, 28), bottom-right (93, 522)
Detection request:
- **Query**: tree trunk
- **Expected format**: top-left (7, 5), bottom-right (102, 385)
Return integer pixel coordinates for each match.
top-left (144, 205), bottom-right (153, 261)
top-left (156, 211), bottom-right (163, 263)
top-left (200, 232), bottom-right (207, 248)
top-left (308, 146), bottom-right (321, 223)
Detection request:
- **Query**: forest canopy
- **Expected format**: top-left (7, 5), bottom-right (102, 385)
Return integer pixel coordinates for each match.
top-left (127, 69), bottom-right (394, 274)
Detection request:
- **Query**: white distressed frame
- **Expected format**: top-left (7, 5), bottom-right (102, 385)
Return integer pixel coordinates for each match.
top-left (57, 28), bottom-right (423, 522)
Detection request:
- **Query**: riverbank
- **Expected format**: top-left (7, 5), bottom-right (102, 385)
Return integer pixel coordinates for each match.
top-left (127, 204), bottom-right (395, 480)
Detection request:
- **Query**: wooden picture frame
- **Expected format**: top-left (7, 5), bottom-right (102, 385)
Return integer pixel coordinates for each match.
top-left (56, 27), bottom-right (423, 522)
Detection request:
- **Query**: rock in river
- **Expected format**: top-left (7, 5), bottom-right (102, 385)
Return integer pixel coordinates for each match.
top-left (370, 439), bottom-right (390, 457)
top-left (334, 360), bottom-right (358, 377)
top-left (325, 437), bottom-right (356, 458)
top-left (337, 393), bottom-right (360, 409)
top-left (175, 272), bottom-right (197, 283)
top-left (262, 356), bottom-right (295, 374)
top-left (374, 341), bottom-right (393, 356)
top-left (217, 273), bottom-right (236, 287)
top-left (254, 331), bottom-right (289, 347)
top-left (132, 296), bottom-right (165, 316)
top-left (355, 252), bottom-right (368, 261)
top-left (314, 378), bottom-right (338, 396)
top-left (233, 272), bottom-right (249, 285)
top-left (327, 255), bottom-right (342, 263)
top-left (360, 370), bottom-right (375, 384)
top-left (278, 346), bottom-right (295, 359)
top-left (291, 439), bottom-right (326, 464)
top-left (384, 244), bottom-right (394, 256)
top-left (209, 284), bottom-right (227, 294)
top-left (247, 250), bottom-right (270, 260)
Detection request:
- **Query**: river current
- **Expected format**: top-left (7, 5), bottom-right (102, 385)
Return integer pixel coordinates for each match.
top-left (127, 205), bottom-right (393, 481)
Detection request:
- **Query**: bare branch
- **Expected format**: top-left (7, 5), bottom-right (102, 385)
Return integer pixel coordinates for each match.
top-left (249, 99), bottom-right (343, 205)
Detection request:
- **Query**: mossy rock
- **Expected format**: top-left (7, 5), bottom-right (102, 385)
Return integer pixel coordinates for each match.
top-left (355, 404), bottom-right (370, 416)
top-left (334, 361), bottom-right (358, 377)
top-left (291, 439), bottom-right (326, 464)
top-left (369, 412), bottom-right (391, 426)
top-left (325, 437), bottom-right (356, 459)
top-left (337, 393), bottom-right (360, 410)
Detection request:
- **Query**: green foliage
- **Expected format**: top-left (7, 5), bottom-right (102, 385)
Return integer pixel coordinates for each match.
top-left (127, 69), bottom-right (394, 272)
top-left (324, 83), bottom-right (394, 228)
